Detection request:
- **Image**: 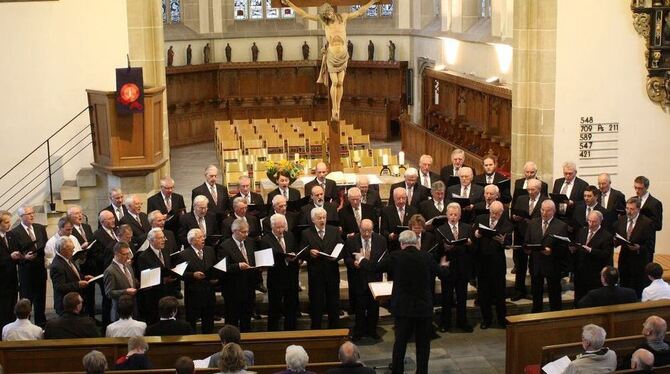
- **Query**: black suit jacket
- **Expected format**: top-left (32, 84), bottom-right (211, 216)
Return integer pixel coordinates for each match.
top-left (512, 194), bottom-right (548, 245)
top-left (343, 233), bottom-right (386, 287)
top-left (474, 172), bottom-right (512, 204)
top-left (572, 227), bottom-right (613, 285)
top-left (447, 183), bottom-right (484, 223)
top-left (266, 187), bottom-right (301, 207)
top-left (231, 192), bottom-right (266, 218)
top-left (616, 214), bottom-right (654, 275)
top-left (101, 204), bottom-right (130, 229)
top-left (640, 194), bottom-right (663, 232)
top-left (90, 228), bottom-right (118, 274)
top-left (380, 204), bottom-right (417, 251)
top-left (135, 246), bottom-right (173, 297)
top-left (577, 286), bottom-right (638, 308)
top-left (524, 217), bottom-right (569, 277)
top-left (192, 182), bottom-right (229, 218)
top-left (222, 215), bottom-right (261, 240)
top-left (417, 170), bottom-right (441, 189)
top-left (178, 212), bottom-right (220, 246)
top-left (71, 223), bottom-right (94, 246)
top-left (0, 232), bottom-right (19, 294)
top-left (181, 246), bottom-right (217, 307)
top-left (258, 232), bottom-right (300, 292)
top-left (147, 192), bottom-right (187, 233)
top-left (119, 212), bottom-right (151, 249)
top-left (218, 238), bottom-right (260, 302)
top-left (300, 225), bottom-right (343, 282)
top-left (300, 202), bottom-right (339, 225)
top-left (304, 178), bottom-right (339, 203)
top-left (599, 188), bottom-right (626, 216)
top-left (512, 178), bottom-right (549, 207)
top-left (44, 312), bottom-right (100, 339)
top-left (361, 189), bottom-right (382, 213)
top-left (435, 221), bottom-right (473, 278)
top-left (570, 202), bottom-right (610, 232)
top-left (338, 204), bottom-right (378, 236)
top-left (473, 214), bottom-right (513, 276)
top-left (325, 363), bottom-right (376, 374)
top-left (145, 319), bottom-right (193, 336)
top-left (389, 182), bottom-right (430, 209)
top-left (261, 211), bottom-right (298, 235)
top-left (50, 255), bottom-right (83, 315)
top-left (552, 177), bottom-right (589, 203)
top-left (11, 223), bottom-right (48, 274)
top-left (440, 164), bottom-right (469, 184)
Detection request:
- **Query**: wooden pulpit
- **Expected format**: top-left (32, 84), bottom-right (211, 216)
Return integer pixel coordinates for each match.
top-left (87, 86), bottom-right (168, 176)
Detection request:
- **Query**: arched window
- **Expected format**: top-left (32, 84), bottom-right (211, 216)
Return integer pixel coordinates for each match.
top-left (162, 0), bottom-right (182, 24)
top-left (350, 1), bottom-right (394, 18)
top-left (234, 0), bottom-right (295, 20)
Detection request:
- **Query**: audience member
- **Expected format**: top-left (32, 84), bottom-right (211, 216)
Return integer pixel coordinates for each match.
top-left (638, 316), bottom-right (670, 367)
top-left (563, 324), bottom-right (617, 373)
top-left (82, 350), bottom-right (108, 374)
top-left (105, 294), bottom-right (146, 337)
top-left (208, 325), bottom-right (255, 368)
top-left (274, 345), bottom-right (315, 374)
top-left (145, 296), bottom-right (193, 336)
top-left (577, 266), bottom-right (638, 308)
top-left (631, 348), bottom-right (654, 373)
top-left (44, 292), bottom-right (99, 339)
top-left (218, 342), bottom-right (248, 374)
top-left (175, 356), bottom-right (195, 374)
top-left (115, 335), bottom-right (152, 370)
top-left (1, 299), bottom-right (43, 341)
top-left (642, 262), bottom-right (670, 302)
top-left (325, 341), bottom-right (375, 374)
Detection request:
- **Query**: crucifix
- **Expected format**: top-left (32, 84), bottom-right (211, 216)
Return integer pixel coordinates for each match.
top-left (278, 0), bottom-right (384, 171)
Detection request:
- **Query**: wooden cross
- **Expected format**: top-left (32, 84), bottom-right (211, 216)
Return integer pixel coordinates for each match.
top-left (271, 0), bottom-right (391, 8)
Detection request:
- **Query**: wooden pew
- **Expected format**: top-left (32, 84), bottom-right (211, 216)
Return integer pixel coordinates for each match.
top-left (505, 300), bottom-right (670, 374)
top-left (0, 329), bottom-right (349, 374)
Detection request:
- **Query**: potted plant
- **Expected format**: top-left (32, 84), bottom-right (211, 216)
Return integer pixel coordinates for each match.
top-left (265, 159), bottom-right (305, 185)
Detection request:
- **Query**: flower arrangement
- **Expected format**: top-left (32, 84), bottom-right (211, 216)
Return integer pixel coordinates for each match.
top-left (265, 158), bottom-right (305, 184)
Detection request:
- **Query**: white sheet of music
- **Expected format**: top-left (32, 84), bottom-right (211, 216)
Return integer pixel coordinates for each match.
top-left (140, 267), bottom-right (161, 289)
top-left (137, 239), bottom-right (150, 252)
top-left (214, 257), bottom-right (227, 272)
top-left (368, 281), bottom-right (393, 300)
top-left (253, 248), bottom-right (275, 267)
top-left (542, 355), bottom-right (571, 374)
top-left (170, 262), bottom-right (188, 276)
top-left (319, 243), bottom-right (343, 259)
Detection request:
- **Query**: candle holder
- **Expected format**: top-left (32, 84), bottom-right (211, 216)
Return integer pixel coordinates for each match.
top-left (379, 165), bottom-right (391, 176)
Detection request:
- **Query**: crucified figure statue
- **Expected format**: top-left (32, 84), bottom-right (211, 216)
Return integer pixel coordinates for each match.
top-left (282, 0), bottom-right (378, 121)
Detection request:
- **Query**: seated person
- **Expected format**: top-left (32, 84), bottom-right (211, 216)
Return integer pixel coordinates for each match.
top-left (218, 343), bottom-right (248, 374)
top-left (577, 266), bottom-right (638, 308)
top-left (175, 356), bottom-right (195, 374)
top-left (563, 324), bottom-right (617, 373)
top-left (82, 350), bottom-right (108, 374)
top-left (325, 342), bottom-right (375, 374)
top-left (631, 348), bottom-right (654, 373)
top-left (145, 296), bottom-right (193, 336)
top-left (638, 316), bottom-right (670, 367)
top-left (274, 345), bottom-right (316, 374)
top-left (2, 299), bottom-right (43, 341)
top-left (115, 336), bottom-right (152, 370)
top-left (44, 292), bottom-right (100, 339)
top-left (208, 325), bottom-right (255, 368)
top-left (641, 262), bottom-right (670, 302)
top-left (105, 294), bottom-right (146, 337)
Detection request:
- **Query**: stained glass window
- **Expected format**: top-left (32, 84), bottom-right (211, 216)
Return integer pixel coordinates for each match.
top-left (250, 0), bottom-right (263, 19)
top-left (381, 4), bottom-right (393, 17)
top-left (234, 1), bottom-right (295, 20)
top-left (366, 5), bottom-right (378, 17)
top-left (266, 0), bottom-right (279, 19)
top-left (350, 2), bottom-right (394, 18)
top-left (480, 0), bottom-right (491, 17)
top-left (281, 7), bottom-right (294, 19)
top-left (234, 0), bottom-right (248, 20)
top-left (162, 0), bottom-right (182, 23)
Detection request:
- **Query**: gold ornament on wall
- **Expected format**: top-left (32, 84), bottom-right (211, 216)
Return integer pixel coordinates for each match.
top-left (631, 2), bottom-right (670, 110)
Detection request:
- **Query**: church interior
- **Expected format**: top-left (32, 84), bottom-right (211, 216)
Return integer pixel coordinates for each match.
top-left (1, 0), bottom-right (670, 373)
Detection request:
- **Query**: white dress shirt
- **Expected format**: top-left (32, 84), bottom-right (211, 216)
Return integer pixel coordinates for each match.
top-left (105, 317), bottom-right (147, 337)
top-left (2, 318), bottom-right (43, 341)
top-left (45, 233), bottom-right (82, 269)
top-left (642, 279), bottom-right (670, 302)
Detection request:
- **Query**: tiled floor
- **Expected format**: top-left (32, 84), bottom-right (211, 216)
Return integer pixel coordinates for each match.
top-left (169, 142), bottom-right (579, 373)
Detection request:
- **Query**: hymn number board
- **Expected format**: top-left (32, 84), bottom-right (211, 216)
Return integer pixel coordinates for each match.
top-left (577, 116), bottom-right (620, 178)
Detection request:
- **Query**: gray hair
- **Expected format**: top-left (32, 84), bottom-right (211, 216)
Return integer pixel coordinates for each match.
top-left (582, 324), bottom-right (606, 350)
top-left (232, 197), bottom-right (246, 210)
top-left (457, 167), bottom-right (473, 177)
top-left (127, 335), bottom-right (148, 352)
top-left (16, 205), bottom-right (31, 217)
top-left (147, 210), bottom-right (163, 226)
top-left (272, 194), bottom-right (287, 207)
top-left (347, 187), bottom-right (362, 198)
top-left (431, 181), bottom-right (445, 192)
top-left (589, 210), bottom-right (604, 222)
top-left (66, 205), bottom-right (82, 216)
top-left (451, 148), bottom-right (465, 157)
top-left (419, 154), bottom-right (433, 164)
top-left (310, 207), bottom-right (327, 220)
top-left (204, 164), bottom-right (218, 174)
top-left (147, 227), bottom-right (163, 242)
top-left (541, 199), bottom-right (556, 211)
top-left (338, 341), bottom-right (361, 365)
top-left (562, 161), bottom-right (577, 171)
top-left (285, 345), bottom-right (309, 371)
top-left (446, 202), bottom-right (461, 213)
top-left (523, 161), bottom-right (537, 171)
top-left (404, 167), bottom-right (418, 177)
top-left (398, 230), bottom-right (418, 246)
top-left (82, 350), bottom-right (107, 374)
top-left (56, 236), bottom-right (74, 254)
top-left (159, 176), bottom-right (174, 186)
top-left (270, 213), bottom-right (287, 228)
top-left (193, 195), bottom-right (209, 207)
top-left (187, 228), bottom-right (202, 245)
top-left (527, 179), bottom-right (542, 189)
top-left (123, 195), bottom-right (138, 209)
top-left (484, 184), bottom-right (500, 195)
top-left (109, 187), bottom-right (123, 197)
top-left (231, 218), bottom-right (249, 233)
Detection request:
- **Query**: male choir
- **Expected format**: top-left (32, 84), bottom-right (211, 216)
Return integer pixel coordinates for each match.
top-left (0, 154), bottom-right (664, 340)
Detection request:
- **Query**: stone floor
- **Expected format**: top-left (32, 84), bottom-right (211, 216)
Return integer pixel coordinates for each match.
top-left (167, 142), bottom-right (577, 373)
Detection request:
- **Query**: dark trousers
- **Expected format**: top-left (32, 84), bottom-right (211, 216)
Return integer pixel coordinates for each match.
top-left (531, 273), bottom-right (562, 312)
top-left (224, 286), bottom-right (254, 332)
top-left (0, 292), bottom-right (17, 335)
top-left (18, 265), bottom-right (46, 325)
top-left (353, 288), bottom-right (379, 337)
top-left (478, 272), bottom-right (506, 324)
top-left (346, 271), bottom-right (358, 313)
top-left (441, 273), bottom-right (468, 327)
top-left (513, 249), bottom-right (529, 296)
top-left (267, 284), bottom-right (298, 331)
top-left (91, 279), bottom-right (112, 326)
top-left (392, 316), bottom-right (432, 374)
top-left (308, 275), bottom-right (340, 329)
top-left (185, 292), bottom-right (215, 334)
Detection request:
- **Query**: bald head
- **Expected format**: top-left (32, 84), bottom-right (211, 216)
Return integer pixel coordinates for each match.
top-left (632, 348), bottom-right (654, 371)
top-left (643, 316), bottom-right (667, 341)
top-left (315, 162), bottom-right (328, 181)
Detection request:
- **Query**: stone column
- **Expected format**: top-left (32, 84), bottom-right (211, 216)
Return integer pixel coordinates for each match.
top-left (511, 0), bottom-right (557, 182)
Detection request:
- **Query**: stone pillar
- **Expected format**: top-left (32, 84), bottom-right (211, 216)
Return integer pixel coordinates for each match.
top-left (511, 0), bottom-right (557, 182)
top-left (124, 0), bottom-right (170, 192)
